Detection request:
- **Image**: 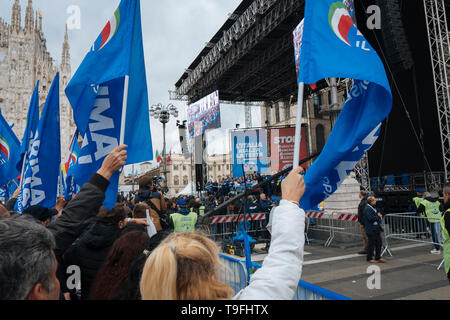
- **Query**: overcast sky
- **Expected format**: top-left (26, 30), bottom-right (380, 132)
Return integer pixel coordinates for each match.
top-left (0, 0), bottom-right (261, 173)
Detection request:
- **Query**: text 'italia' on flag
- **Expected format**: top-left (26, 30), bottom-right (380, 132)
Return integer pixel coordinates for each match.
top-left (16, 73), bottom-right (61, 212)
top-left (65, 0), bottom-right (153, 209)
top-left (0, 110), bottom-right (21, 188)
top-left (296, 0), bottom-right (392, 210)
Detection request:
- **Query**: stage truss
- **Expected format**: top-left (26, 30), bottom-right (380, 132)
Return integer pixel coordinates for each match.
top-left (424, 0), bottom-right (450, 183)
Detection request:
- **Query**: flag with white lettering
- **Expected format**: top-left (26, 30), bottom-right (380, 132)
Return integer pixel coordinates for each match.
top-left (16, 73), bottom-right (61, 212)
top-left (16, 81), bottom-right (40, 173)
top-left (65, 0), bottom-right (153, 165)
top-left (71, 79), bottom-right (123, 209)
top-left (0, 110), bottom-right (21, 188)
top-left (297, 0), bottom-right (392, 210)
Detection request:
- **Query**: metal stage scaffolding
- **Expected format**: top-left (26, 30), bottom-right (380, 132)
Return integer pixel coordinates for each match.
top-left (423, 0), bottom-right (450, 183)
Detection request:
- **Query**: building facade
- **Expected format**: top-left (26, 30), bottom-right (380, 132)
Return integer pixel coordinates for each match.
top-left (260, 82), bottom-right (350, 156)
top-left (124, 153), bottom-right (233, 195)
top-left (0, 0), bottom-right (75, 160)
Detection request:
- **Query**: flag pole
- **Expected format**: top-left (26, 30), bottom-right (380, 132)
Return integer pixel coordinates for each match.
top-left (293, 82), bottom-right (305, 168)
top-left (19, 151), bottom-right (27, 190)
top-left (120, 75), bottom-right (130, 146)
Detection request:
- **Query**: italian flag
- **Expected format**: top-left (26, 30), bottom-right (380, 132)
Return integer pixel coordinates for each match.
top-left (156, 150), bottom-right (162, 163)
top-left (0, 135), bottom-right (10, 160)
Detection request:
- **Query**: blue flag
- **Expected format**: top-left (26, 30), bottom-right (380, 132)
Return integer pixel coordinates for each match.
top-left (16, 81), bottom-right (40, 173)
top-left (0, 180), bottom-right (18, 202)
top-left (16, 73), bottom-right (61, 212)
top-left (71, 79), bottom-right (123, 209)
top-left (0, 111), bottom-right (21, 187)
top-left (297, 0), bottom-right (392, 210)
top-left (65, 0), bottom-right (153, 208)
top-left (63, 131), bottom-right (81, 200)
top-left (65, 0), bottom-right (152, 164)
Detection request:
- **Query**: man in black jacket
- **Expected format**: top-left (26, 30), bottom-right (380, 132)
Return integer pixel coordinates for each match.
top-left (357, 190), bottom-right (368, 255)
top-left (364, 196), bottom-right (386, 264)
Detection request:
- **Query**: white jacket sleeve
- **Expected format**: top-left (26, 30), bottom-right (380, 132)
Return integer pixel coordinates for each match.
top-left (233, 200), bottom-right (305, 300)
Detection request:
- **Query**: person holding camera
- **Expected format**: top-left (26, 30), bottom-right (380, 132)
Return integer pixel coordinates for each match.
top-left (133, 176), bottom-right (168, 232)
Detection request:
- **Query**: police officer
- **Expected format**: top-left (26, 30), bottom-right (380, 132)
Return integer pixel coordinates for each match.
top-left (169, 199), bottom-right (199, 233)
top-left (441, 185), bottom-right (450, 284)
top-left (417, 192), bottom-right (442, 254)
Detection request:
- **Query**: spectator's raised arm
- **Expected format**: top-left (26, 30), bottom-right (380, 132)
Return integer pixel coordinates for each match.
top-left (234, 166), bottom-right (306, 300)
top-left (48, 145), bottom-right (128, 257)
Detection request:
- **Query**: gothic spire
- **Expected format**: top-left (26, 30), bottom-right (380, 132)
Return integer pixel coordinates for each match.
top-left (61, 24), bottom-right (71, 75)
top-left (25, 0), bottom-right (34, 34)
top-left (11, 0), bottom-right (21, 32)
top-left (38, 10), bottom-right (43, 32)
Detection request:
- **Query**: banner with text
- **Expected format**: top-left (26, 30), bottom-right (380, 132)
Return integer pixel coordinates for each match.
top-left (231, 129), bottom-right (270, 178)
top-left (270, 127), bottom-right (308, 173)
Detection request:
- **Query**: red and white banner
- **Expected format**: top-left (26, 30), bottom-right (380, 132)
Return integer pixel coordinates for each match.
top-left (211, 213), bottom-right (266, 224)
top-left (305, 211), bottom-right (358, 222)
top-left (269, 127), bottom-right (308, 174)
top-left (211, 211), bottom-right (358, 224)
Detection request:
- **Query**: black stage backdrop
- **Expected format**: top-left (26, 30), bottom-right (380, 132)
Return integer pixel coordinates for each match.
top-left (355, 0), bottom-right (444, 177)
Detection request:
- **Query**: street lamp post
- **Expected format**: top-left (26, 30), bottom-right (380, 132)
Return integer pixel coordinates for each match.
top-left (149, 103), bottom-right (179, 193)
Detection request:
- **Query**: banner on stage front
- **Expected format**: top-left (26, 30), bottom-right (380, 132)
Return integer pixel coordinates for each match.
top-left (187, 91), bottom-right (221, 138)
top-left (270, 127), bottom-right (308, 174)
top-left (231, 129), bottom-right (270, 178)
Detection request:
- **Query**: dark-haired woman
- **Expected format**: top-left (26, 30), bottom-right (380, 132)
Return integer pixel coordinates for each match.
top-left (89, 231), bottom-right (150, 300)
top-left (63, 205), bottom-right (148, 300)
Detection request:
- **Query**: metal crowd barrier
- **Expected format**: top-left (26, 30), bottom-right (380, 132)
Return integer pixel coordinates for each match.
top-left (381, 212), bottom-right (445, 269)
top-left (207, 213), bottom-right (268, 243)
top-left (219, 255), bottom-right (351, 300)
top-left (305, 211), bottom-right (362, 247)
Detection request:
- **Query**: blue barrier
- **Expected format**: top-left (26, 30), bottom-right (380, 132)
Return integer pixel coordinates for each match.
top-left (219, 254), bottom-right (351, 300)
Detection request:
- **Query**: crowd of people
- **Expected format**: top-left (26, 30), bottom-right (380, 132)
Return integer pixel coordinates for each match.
top-left (0, 145), bottom-right (309, 300)
top-left (116, 172), bottom-right (284, 241)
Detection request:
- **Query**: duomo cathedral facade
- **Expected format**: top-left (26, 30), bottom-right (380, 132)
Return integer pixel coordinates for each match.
top-left (0, 0), bottom-right (76, 160)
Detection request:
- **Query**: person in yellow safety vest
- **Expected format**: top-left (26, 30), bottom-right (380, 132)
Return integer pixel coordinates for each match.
top-left (410, 189), bottom-right (426, 239)
top-left (195, 198), bottom-right (206, 216)
top-left (442, 185), bottom-right (450, 284)
top-left (417, 192), bottom-right (442, 254)
top-left (169, 199), bottom-right (198, 233)
top-left (412, 189), bottom-right (424, 213)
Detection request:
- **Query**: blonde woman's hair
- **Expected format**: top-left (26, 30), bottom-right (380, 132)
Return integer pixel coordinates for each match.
top-left (140, 233), bottom-right (234, 300)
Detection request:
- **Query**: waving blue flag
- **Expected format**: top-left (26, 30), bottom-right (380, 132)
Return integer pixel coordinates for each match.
top-left (71, 79), bottom-right (123, 209)
top-left (16, 81), bottom-right (40, 173)
top-left (16, 74), bottom-right (61, 212)
top-left (63, 130), bottom-right (81, 200)
top-left (0, 111), bottom-right (21, 187)
top-left (65, 0), bottom-right (153, 165)
top-left (297, 0), bottom-right (392, 210)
